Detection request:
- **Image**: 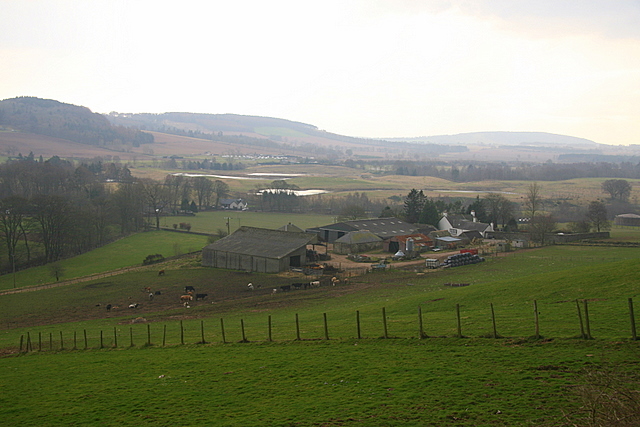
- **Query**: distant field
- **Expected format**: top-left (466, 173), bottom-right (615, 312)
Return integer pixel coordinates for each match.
top-left (160, 211), bottom-right (335, 234)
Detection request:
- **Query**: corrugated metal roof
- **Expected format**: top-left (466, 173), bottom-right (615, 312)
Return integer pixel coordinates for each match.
top-left (335, 230), bottom-right (383, 244)
top-left (203, 226), bottom-right (317, 259)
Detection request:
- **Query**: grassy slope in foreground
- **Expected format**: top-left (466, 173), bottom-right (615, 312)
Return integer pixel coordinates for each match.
top-left (2, 339), bottom-right (638, 427)
top-left (0, 231), bottom-right (209, 291)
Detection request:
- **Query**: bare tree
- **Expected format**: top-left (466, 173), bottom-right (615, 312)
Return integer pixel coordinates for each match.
top-left (602, 179), bottom-right (632, 202)
top-left (192, 177), bottom-right (214, 209)
top-left (212, 180), bottom-right (230, 208)
top-left (586, 200), bottom-right (610, 232)
top-left (139, 179), bottom-right (172, 230)
top-left (529, 214), bottom-right (556, 245)
top-left (523, 182), bottom-right (542, 220)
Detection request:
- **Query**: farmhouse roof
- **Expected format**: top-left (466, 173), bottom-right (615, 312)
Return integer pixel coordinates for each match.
top-left (278, 222), bottom-right (305, 233)
top-left (335, 230), bottom-right (383, 244)
top-left (203, 226), bottom-right (317, 259)
top-left (390, 233), bottom-right (433, 247)
top-left (616, 213), bottom-right (640, 219)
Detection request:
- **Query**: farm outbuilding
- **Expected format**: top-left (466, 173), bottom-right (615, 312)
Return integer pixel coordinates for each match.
top-left (306, 218), bottom-right (417, 243)
top-left (333, 231), bottom-right (383, 254)
top-left (384, 234), bottom-right (433, 253)
top-left (614, 213), bottom-right (640, 226)
top-left (201, 226), bottom-right (318, 273)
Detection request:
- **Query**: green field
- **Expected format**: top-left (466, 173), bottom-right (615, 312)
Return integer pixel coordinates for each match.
top-left (2, 243), bottom-right (640, 426)
top-left (0, 231), bottom-right (209, 291)
top-left (160, 211), bottom-right (335, 234)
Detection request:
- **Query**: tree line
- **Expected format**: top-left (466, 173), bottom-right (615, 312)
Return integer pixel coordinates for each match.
top-left (0, 157), bottom-right (231, 275)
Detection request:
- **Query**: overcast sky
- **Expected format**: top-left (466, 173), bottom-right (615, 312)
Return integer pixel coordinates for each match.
top-left (2, 0), bottom-right (639, 145)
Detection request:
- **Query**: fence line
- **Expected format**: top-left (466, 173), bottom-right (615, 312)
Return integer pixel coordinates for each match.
top-left (16, 297), bottom-right (638, 353)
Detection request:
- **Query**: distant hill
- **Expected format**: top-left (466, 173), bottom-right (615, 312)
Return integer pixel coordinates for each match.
top-left (389, 131), bottom-right (600, 148)
top-left (0, 97), bottom-right (153, 147)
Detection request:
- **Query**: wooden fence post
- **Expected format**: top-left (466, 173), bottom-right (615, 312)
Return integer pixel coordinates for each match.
top-left (180, 321), bottom-right (184, 345)
top-left (100, 330), bottom-right (103, 349)
top-left (533, 300), bottom-right (540, 339)
top-left (163, 324), bottom-right (167, 346)
top-left (268, 315), bottom-right (272, 342)
top-left (382, 307), bottom-right (389, 339)
top-left (295, 313), bottom-right (301, 340)
top-left (59, 331), bottom-right (64, 350)
top-left (129, 327), bottom-right (133, 347)
top-left (490, 303), bottom-right (498, 338)
top-left (148, 324), bottom-right (152, 346)
top-left (629, 298), bottom-right (637, 341)
top-left (39, 332), bottom-right (42, 352)
top-left (73, 331), bottom-right (77, 350)
top-left (418, 306), bottom-right (425, 339)
top-left (83, 329), bottom-right (87, 350)
top-left (200, 320), bottom-right (205, 344)
top-left (356, 310), bottom-right (361, 339)
top-left (323, 313), bottom-right (329, 340)
top-left (241, 319), bottom-right (247, 342)
top-left (26, 332), bottom-right (31, 352)
top-left (576, 299), bottom-right (586, 339)
top-left (220, 318), bottom-right (226, 344)
top-left (583, 299), bottom-right (592, 339)
top-left (456, 304), bottom-right (462, 338)
top-left (19, 335), bottom-right (23, 352)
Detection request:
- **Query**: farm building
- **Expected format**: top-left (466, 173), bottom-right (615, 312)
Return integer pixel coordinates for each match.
top-left (278, 222), bottom-right (305, 232)
top-left (333, 231), bottom-right (383, 254)
top-left (614, 213), bottom-right (640, 226)
top-left (202, 226), bottom-right (318, 273)
top-left (219, 198), bottom-right (248, 210)
top-left (434, 235), bottom-right (463, 249)
top-left (438, 213), bottom-right (493, 237)
top-left (384, 234), bottom-right (433, 253)
top-left (306, 218), bottom-right (417, 243)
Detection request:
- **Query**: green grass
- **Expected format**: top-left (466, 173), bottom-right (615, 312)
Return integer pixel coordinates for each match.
top-left (0, 231), bottom-right (208, 291)
top-left (161, 211), bottom-right (335, 234)
top-left (2, 245), bottom-right (640, 426)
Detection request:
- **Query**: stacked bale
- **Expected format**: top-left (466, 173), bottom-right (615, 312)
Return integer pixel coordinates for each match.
top-left (443, 252), bottom-right (485, 268)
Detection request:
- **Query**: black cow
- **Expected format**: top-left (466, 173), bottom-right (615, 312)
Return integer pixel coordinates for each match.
top-left (195, 293), bottom-right (208, 301)
top-left (185, 286), bottom-right (196, 293)
top-left (280, 285), bottom-right (291, 292)
top-left (106, 304), bottom-right (112, 311)
top-left (292, 283), bottom-right (304, 290)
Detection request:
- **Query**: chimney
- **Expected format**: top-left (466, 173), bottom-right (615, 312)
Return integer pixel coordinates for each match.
top-left (471, 211), bottom-right (476, 222)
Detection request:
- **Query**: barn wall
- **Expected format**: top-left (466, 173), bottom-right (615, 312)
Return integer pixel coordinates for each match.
top-left (334, 241), bottom-right (382, 255)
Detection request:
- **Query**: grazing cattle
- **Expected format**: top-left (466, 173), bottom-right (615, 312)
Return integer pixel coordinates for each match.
top-left (280, 285), bottom-right (291, 292)
top-left (106, 304), bottom-right (112, 311)
top-left (180, 295), bottom-right (193, 302)
top-left (309, 281), bottom-right (320, 288)
top-left (149, 293), bottom-right (154, 300)
top-left (272, 288), bottom-right (277, 294)
top-left (185, 285), bottom-right (196, 293)
top-left (155, 291), bottom-right (162, 295)
top-left (331, 277), bottom-right (340, 286)
top-left (247, 283), bottom-right (254, 291)
top-left (292, 282), bottom-right (304, 290)
top-left (128, 303), bottom-right (139, 309)
top-left (143, 287), bottom-right (151, 293)
top-left (195, 293), bottom-right (208, 301)
top-left (158, 270), bottom-right (165, 276)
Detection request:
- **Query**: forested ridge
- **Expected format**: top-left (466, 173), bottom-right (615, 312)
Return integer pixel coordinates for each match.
top-left (0, 97), bottom-right (153, 147)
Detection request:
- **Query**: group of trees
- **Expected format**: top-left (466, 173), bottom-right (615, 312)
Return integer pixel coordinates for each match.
top-left (397, 182), bottom-right (616, 243)
top-left (0, 156), bottom-right (232, 274)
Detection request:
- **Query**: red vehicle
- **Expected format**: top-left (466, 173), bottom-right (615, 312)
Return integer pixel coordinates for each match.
top-left (460, 248), bottom-right (478, 255)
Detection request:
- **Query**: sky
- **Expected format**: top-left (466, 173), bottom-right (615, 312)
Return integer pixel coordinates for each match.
top-left (2, 0), bottom-right (640, 145)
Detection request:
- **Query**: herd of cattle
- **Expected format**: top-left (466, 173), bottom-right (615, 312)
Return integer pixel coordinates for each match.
top-left (100, 272), bottom-right (346, 313)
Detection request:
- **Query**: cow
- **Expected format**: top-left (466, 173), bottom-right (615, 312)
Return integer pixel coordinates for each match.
top-left (331, 277), bottom-right (340, 286)
top-left (149, 292), bottom-right (154, 300)
top-left (309, 281), bottom-right (320, 288)
top-left (280, 285), bottom-right (291, 292)
top-left (247, 283), bottom-right (254, 291)
top-left (158, 270), bottom-right (165, 276)
top-left (128, 303), bottom-right (139, 309)
top-left (195, 293), bottom-right (208, 301)
top-left (272, 288), bottom-right (277, 294)
top-left (180, 295), bottom-right (193, 302)
top-left (106, 304), bottom-right (112, 311)
top-left (185, 286), bottom-right (196, 293)
top-left (143, 287), bottom-right (152, 293)
top-left (292, 283), bottom-right (304, 290)
top-left (155, 291), bottom-right (162, 295)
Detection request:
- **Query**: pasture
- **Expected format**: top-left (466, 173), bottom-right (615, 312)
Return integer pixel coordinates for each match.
top-left (1, 245), bottom-right (640, 426)
top-left (0, 231), bottom-right (209, 291)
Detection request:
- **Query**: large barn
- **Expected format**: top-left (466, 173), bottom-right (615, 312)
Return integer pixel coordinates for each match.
top-left (202, 226), bottom-right (318, 273)
top-left (306, 218), bottom-right (417, 243)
